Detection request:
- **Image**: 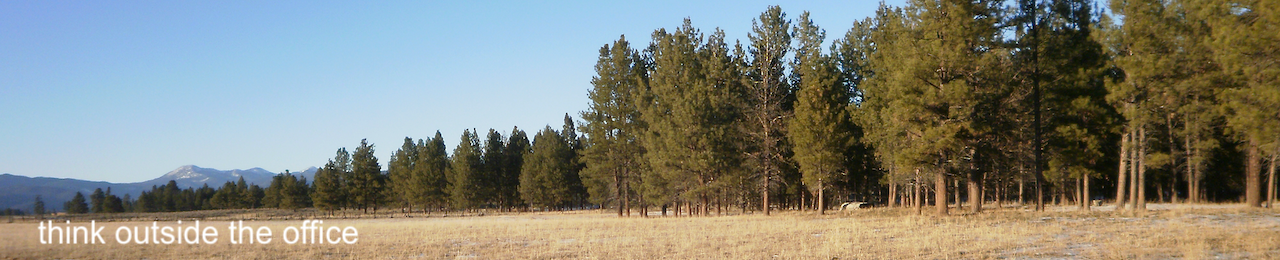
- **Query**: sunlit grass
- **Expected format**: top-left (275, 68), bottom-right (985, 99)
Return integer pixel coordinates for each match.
top-left (3, 203), bottom-right (1278, 258)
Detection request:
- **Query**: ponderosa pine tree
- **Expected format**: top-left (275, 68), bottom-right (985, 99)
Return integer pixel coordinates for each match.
top-left (581, 36), bottom-right (649, 216)
top-left (33, 195), bottom-right (45, 216)
top-left (90, 188), bottom-right (105, 213)
top-left (855, 4), bottom-right (919, 211)
top-left (350, 139), bottom-right (384, 213)
top-left (789, 11), bottom-right (853, 215)
top-left (450, 130), bottom-right (485, 210)
top-left (560, 115), bottom-right (589, 209)
top-left (388, 137), bottom-right (419, 211)
top-left (520, 126), bottom-right (574, 209)
top-left (1193, 0), bottom-right (1280, 208)
top-left (311, 149), bottom-right (347, 213)
top-left (642, 19), bottom-right (746, 215)
top-left (1014, 0), bottom-right (1115, 211)
top-left (876, 0), bottom-right (1006, 216)
top-left (1107, 0), bottom-right (1188, 211)
top-left (481, 129), bottom-right (507, 208)
top-left (744, 6), bottom-right (795, 216)
top-left (264, 170), bottom-right (309, 210)
top-left (64, 192), bottom-right (88, 214)
top-left (416, 131), bottom-right (452, 212)
top-left (503, 127), bottom-right (531, 209)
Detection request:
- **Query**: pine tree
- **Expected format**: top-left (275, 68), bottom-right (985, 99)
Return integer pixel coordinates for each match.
top-left (520, 126), bottom-right (574, 209)
top-left (504, 127), bottom-right (531, 209)
top-left (789, 11), bottom-right (853, 215)
top-left (560, 115), bottom-right (588, 208)
top-left (744, 6), bottom-right (794, 215)
top-left (350, 139), bottom-right (384, 213)
top-left (311, 158), bottom-right (345, 213)
top-left (64, 192), bottom-right (89, 214)
top-left (642, 19), bottom-right (745, 215)
top-left (581, 35), bottom-right (649, 216)
top-left (417, 131), bottom-right (452, 212)
top-left (388, 137), bottom-right (419, 211)
top-left (33, 195), bottom-right (45, 216)
top-left (90, 188), bottom-right (105, 213)
top-left (1195, 0), bottom-right (1280, 208)
top-left (1107, 0), bottom-right (1186, 210)
top-left (450, 130), bottom-right (485, 210)
top-left (855, 4), bottom-right (917, 210)
top-left (481, 129), bottom-right (507, 208)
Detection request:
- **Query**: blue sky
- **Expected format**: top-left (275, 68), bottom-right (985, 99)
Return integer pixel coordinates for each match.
top-left (1, 1), bottom-right (904, 183)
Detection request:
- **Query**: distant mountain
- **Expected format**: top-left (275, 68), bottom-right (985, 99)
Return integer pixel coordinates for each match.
top-left (0, 165), bottom-right (315, 212)
top-left (0, 173), bottom-right (144, 214)
top-left (137, 165), bottom-right (277, 189)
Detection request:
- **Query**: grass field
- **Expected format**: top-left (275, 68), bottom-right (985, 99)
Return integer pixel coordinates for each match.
top-left (3, 204), bottom-right (1279, 259)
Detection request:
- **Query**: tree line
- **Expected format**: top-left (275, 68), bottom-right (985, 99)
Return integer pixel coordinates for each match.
top-left (577, 0), bottom-right (1278, 216)
top-left (52, 0), bottom-right (1276, 217)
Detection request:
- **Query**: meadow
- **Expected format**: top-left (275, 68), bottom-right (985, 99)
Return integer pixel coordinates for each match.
top-left (3, 204), bottom-right (1278, 259)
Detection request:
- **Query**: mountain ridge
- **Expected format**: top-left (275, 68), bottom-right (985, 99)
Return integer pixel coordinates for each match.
top-left (0, 165), bottom-right (317, 212)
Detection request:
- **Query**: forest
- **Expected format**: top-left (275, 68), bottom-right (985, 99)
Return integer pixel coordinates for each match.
top-left (50, 0), bottom-right (1277, 217)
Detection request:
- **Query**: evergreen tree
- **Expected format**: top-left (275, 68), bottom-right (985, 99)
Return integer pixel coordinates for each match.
top-left (642, 19), bottom-right (746, 215)
top-left (504, 127), bottom-right (532, 209)
top-left (350, 139), bottom-right (384, 213)
top-left (388, 137), bottom-right (419, 211)
top-left (1195, 0), bottom-right (1280, 208)
top-left (311, 156), bottom-right (346, 213)
top-left (417, 131), bottom-right (452, 211)
top-left (450, 129), bottom-right (485, 209)
top-left (560, 115), bottom-right (588, 208)
top-left (90, 188), bottom-right (105, 213)
top-left (744, 6), bottom-right (794, 215)
top-left (1107, 0), bottom-right (1187, 210)
top-left (64, 192), bottom-right (89, 214)
top-left (788, 11), bottom-right (853, 215)
top-left (520, 126), bottom-right (574, 209)
top-left (266, 170), bottom-right (310, 210)
top-left (33, 195), bottom-right (45, 216)
top-left (855, 4), bottom-right (919, 210)
top-left (481, 129), bottom-right (507, 208)
top-left (581, 35), bottom-right (650, 216)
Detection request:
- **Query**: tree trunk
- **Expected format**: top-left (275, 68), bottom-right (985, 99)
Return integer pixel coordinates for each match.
top-left (981, 172), bottom-right (988, 210)
top-left (1268, 152), bottom-right (1276, 209)
top-left (615, 173), bottom-right (623, 217)
top-left (915, 174), bottom-right (923, 215)
top-left (1187, 144), bottom-right (1198, 203)
top-left (1137, 127), bottom-right (1148, 211)
top-left (675, 201), bottom-right (681, 217)
top-left (763, 169), bottom-right (771, 215)
top-left (995, 176), bottom-right (1003, 209)
top-left (1185, 124), bottom-right (1196, 204)
top-left (969, 173), bottom-right (982, 213)
top-left (1157, 184), bottom-right (1165, 204)
top-left (818, 178), bottom-right (826, 215)
top-left (1084, 175), bottom-right (1091, 211)
top-left (800, 188), bottom-right (807, 211)
top-left (1018, 172), bottom-right (1025, 206)
top-left (955, 179), bottom-right (962, 210)
top-left (1130, 129), bottom-right (1140, 210)
top-left (889, 183), bottom-right (898, 207)
top-left (624, 181), bottom-right (631, 217)
top-left (1246, 138), bottom-right (1262, 207)
top-left (936, 172), bottom-right (948, 216)
top-left (1118, 130), bottom-right (1130, 210)
top-left (1168, 112), bottom-right (1179, 204)
top-left (1076, 177), bottom-right (1084, 209)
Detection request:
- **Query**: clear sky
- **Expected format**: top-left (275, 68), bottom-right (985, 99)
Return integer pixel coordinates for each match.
top-left (1, 1), bottom-right (905, 183)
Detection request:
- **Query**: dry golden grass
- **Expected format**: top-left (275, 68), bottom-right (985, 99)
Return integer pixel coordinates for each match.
top-left (3, 204), bottom-right (1278, 259)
